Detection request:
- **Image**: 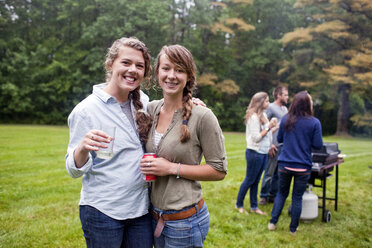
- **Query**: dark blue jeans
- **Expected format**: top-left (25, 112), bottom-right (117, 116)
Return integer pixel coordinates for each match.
top-left (152, 202), bottom-right (210, 248)
top-left (259, 146), bottom-right (281, 199)
top-left (270, 167), bottom-right (310, 232)
top-left (236, 149), bottom-right (268, 210)
top-left (79, 205), bottom-right (153, 248)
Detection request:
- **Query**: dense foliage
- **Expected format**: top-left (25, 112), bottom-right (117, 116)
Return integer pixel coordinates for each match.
top-left (278, 0), bottom-right (372, 136)
top-left (1, 0), bottom-right (371, 135)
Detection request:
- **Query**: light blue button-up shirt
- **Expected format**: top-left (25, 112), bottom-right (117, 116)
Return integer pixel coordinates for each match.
top-left (65, 83), bottom-right (150, 220)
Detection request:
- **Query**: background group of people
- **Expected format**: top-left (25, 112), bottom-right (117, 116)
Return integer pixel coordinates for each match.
top-left (235, 86), bottom-right (323, 235)
top-left (66, 36), bottom-right (323, 247)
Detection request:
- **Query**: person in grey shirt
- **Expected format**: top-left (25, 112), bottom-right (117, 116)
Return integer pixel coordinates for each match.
top-left (259, 86), bottom-right (288, 205)
top-left (140, 45), bottom-right (227, 248)
top-left (65, 37), bottom-right (153, 248)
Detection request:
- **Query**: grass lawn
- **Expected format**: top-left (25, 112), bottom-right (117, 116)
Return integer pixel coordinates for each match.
top-left (0, 125), bottom-right (371, 247)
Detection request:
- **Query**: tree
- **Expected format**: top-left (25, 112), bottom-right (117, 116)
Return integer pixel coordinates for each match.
top-left (0, 0), bottom-right (171, 123)
top-left (279, 0), bottom-right (372, 136)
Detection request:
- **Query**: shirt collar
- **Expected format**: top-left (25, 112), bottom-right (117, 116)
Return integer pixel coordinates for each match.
top-left (154, 99), bottom-right (182, 116)
top-left (93, 83), bottom-right (117, 103)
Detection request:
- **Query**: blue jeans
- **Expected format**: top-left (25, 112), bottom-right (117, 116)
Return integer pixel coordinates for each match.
top-left (260, 146), bottom-right (281, 199)
top-left (152, 202), bottom-right (210, 248)
top-left (270, 167), bottom-right (310, 232)
top-left (236, 149), bottom-right (268, 210)
top-left (79, 205), bottom-right (153, 248)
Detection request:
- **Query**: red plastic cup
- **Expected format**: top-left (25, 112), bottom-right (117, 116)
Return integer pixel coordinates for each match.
top-left (143, 153), bottom-right (157, 181)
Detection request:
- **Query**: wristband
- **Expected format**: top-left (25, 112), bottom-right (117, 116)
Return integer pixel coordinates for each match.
top-left (176, 163), bottom-right (181, 179)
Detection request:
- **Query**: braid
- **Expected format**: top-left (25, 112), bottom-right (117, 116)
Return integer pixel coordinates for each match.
top-left (130, 87), bottom-right (152, 144)
top-left (155, 44), bottom-right (197, 143)
top-left (180, 83), bottom-right (193, 143)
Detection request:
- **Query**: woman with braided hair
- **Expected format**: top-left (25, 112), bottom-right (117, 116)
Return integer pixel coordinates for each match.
top-left (140, 45), bottom-right (227, 247)
top-left (66, 37), bottom-right (154, 248)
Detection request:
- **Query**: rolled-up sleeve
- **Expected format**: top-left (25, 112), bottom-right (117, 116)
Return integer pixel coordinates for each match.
top-left (198, 110), bottom-right (227, 173)
top-left (65, 107), bottom-right (93, 178)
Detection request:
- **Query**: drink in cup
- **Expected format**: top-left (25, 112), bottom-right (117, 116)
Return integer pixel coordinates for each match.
top-left (271, 117), bottom-right (278, 125)
top-left (96, 124), bottom-right (116, 159)
top-left (143, 153), bottom-right (157, 181)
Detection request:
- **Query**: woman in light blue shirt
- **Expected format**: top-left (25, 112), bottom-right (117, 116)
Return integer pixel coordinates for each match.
top-left (65, 37), bottom-right (153, 248)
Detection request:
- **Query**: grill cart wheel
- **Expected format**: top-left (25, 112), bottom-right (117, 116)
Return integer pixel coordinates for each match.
top-left (323, 210), bottom-right (332, 223)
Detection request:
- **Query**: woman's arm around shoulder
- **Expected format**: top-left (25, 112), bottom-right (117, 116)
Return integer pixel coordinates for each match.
top-left (147, 99), bottom-right (163, 116)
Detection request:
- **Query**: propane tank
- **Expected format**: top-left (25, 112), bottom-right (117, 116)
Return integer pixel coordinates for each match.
top-left (300, 185), bottom-right (318, 222)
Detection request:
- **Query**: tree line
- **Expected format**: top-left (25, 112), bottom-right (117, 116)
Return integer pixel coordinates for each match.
top-left (1, 0), bottom-right (371, 136)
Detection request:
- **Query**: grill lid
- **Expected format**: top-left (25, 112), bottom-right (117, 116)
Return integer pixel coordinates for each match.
top-left (312, 142), bottom-right (340, 164)
top-left (312, 142), bottom-right (340, 155)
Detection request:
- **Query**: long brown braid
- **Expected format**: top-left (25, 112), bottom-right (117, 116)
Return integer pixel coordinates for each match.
top-left (104, 37), bottom-right (153, 144)
top-left (155, 45), bottom-right (197, 143)
top-left (130, 87), bottom-right (152, 144)
top-left (180, 81), bottom-right (194, 142)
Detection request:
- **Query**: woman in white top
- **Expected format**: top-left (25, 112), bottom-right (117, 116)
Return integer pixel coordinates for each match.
top-left (235, 92), bottom-right (278, 215)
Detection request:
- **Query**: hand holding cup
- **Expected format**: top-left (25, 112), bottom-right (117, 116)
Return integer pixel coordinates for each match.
top-left (269, 117), bottom-right (278, 128)
top-left (96, 124), bottom-right (116, 159)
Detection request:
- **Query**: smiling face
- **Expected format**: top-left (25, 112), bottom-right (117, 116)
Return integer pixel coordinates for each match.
top-left (157, 54), bottom-right (188, 97)
top-left (105, 46), bottom-right (145, 102)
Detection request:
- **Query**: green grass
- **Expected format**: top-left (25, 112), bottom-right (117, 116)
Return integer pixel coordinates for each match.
top-left (0, 125), bottom-right (371, 247)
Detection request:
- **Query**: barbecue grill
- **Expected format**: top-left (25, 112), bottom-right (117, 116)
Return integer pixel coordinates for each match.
top-left (308, 142), bottom-right (344, 222)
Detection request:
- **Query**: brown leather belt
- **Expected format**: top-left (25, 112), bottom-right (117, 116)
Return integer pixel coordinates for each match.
top-left (153, 198), bottom-right (204, 221)
top-left (152, 198), bottom-right (204, 237)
